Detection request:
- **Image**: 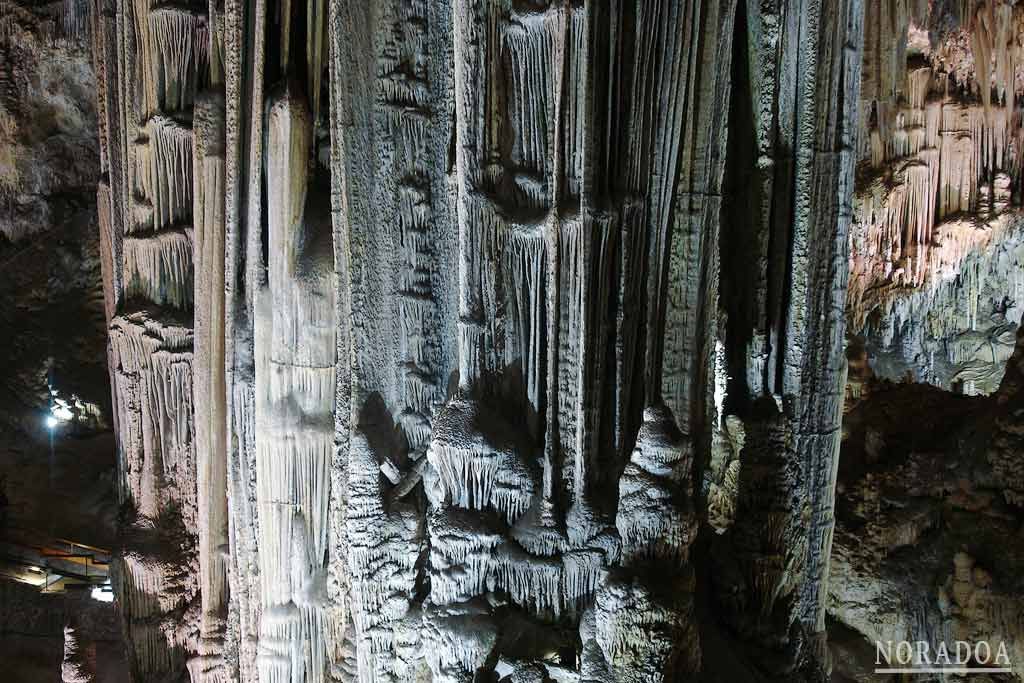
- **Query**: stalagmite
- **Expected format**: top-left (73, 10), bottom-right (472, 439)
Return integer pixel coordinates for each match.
top-left (711, 399), bottom-right (808, 674)
top-left (61, 592), bottom-right (98, 683)
top-left (61, 625), bottom-right (97, 683)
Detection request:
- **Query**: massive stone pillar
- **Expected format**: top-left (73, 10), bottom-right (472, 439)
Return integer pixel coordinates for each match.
top-left (252, 80), bottom-right (336, 683)
top-left (91, 0), bottom-right (207, 678)
top-left (214, 0), bottom-right (338, 680)
top-left (90, 0), bottom-right (868, 680)
top-left (219, 0), bottom-right (269, 678)
top-left (329, 1), bottom-right (454, 680)
top-left (190, 88), bottom-right (229, 683)
top-left (710, 0), bottom-right (864, 676)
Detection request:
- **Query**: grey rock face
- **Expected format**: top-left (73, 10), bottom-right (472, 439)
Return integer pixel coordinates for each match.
top-left (89, 0), bottom-right (864, 681)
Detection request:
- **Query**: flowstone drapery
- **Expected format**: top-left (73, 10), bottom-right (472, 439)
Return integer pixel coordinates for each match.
top-left (90, 0), bottom-right (866, 680)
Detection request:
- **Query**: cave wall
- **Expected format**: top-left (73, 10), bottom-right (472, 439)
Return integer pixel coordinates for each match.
top-left (0, 0), bottom-right (116, 547)
top-left (829, 324), bottom-right (1024, 680)
top-left (0, 582), bottom-right (127, 683)
top-left (830, 1), bottom-right (1024, 679)
top-left (90, 0), bottom-right (867, 681)
top-left (849, 0), bottom-right (1024, 395)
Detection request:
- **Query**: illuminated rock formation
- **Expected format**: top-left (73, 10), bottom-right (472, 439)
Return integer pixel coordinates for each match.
top-left (849, 0), bottom-right (1024, 395)
top-left (62, 618), bottom-right (98, 683)
top-left (89, 0), bottom-right (867, 680)
top-left (91, 0), bottom-right (206, 677)
top-left (829, 2), bottom-right (1024, 679)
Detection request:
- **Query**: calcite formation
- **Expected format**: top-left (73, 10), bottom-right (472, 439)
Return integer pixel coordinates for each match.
top-left (62, 593), bottom-right (100, 683)
top-left (828, 2), bottom-right (1024, 678)
top-left (0, 581), bottom-right (124, 682)
top-left (850, 0), bottom-right (1024, 395)
top-left (87, 0), bottom-right (869, 680)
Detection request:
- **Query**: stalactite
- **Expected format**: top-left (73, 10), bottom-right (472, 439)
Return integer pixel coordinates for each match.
top-left (147, 115), bottom-right (195, 232)
top-left (849, 0), bottom-right (1024, 399)
top-left (122, 227), bottom-right (195, 308)
top-left (147, 6), bottom-right (209, 113)
top-left (61, 0), bottom-right (91, 40)
top-left (503, 228), bottom-right (547, 428)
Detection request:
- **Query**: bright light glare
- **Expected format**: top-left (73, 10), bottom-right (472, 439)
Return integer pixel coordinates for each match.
top-left (91, 585), bottom-right (114, 602)
top-left (52, 399), bottom-right (74, 421)
top-left (45, 398), bottom-right (75, 430)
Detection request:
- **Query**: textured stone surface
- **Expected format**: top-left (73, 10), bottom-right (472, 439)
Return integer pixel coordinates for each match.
top-left (7, 0), bottom-right (1024, 680)
top-left (31, 0), bottom-right (1024, 681)
top-left (831, 3), bottom-right (1024, 679)
top-left (82, 0), bottom-right (869, 681)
